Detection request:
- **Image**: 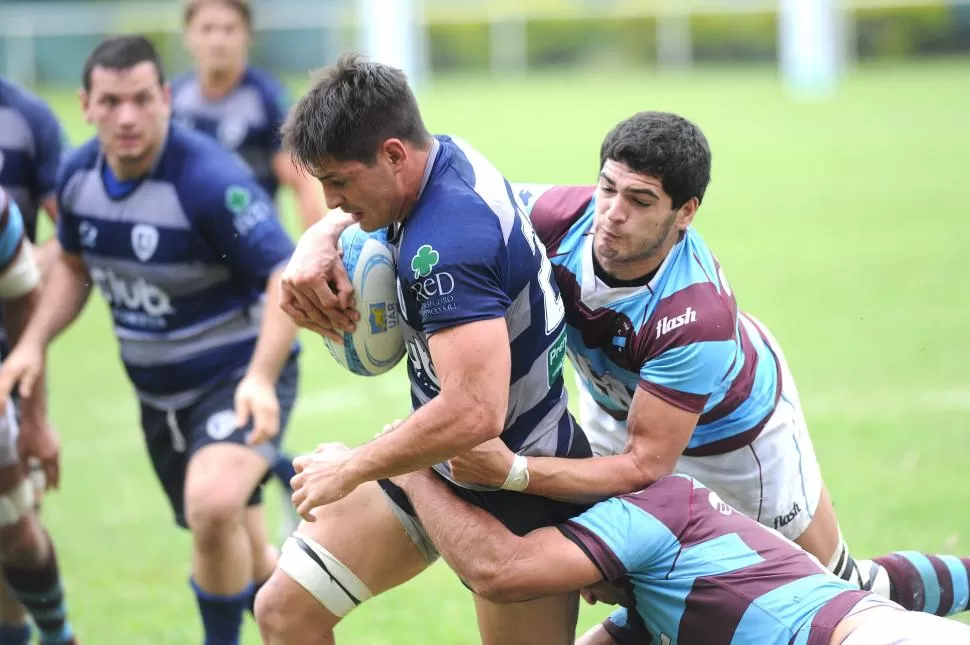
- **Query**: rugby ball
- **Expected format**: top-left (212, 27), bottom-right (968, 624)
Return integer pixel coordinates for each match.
top-left (322, 225), bottom-right (405, 376)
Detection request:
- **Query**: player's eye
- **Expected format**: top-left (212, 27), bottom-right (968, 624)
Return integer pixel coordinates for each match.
top-left (101, 96), bottom-right (119, 108)
top-left (599, 185), bottom-right (616, 195)
top-left (633, 199), bottom-right (651, 208)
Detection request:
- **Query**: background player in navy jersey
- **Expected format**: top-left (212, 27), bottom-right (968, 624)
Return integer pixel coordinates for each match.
top-left (0, 36), bottom-right (300, 645)
top-left (280, 110), bottom-right (970, 620)
top-left (0, 76), bottom-right (67, 276)
top-left (173, 0), bottom-right (325, 230)
top-left (384, 464), bottom-right (970, 645)
top-left (0, 76), bottom-right (72, 642)
top-left (254, 53), bottom-right (589, 645)
top-left (0, 190), bottom-right (76, 645)
top-left (173, 0), bottom-right (323, 535)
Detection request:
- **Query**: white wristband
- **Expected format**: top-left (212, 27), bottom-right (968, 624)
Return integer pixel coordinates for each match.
top-left (500, 454), bottom-right (530, 492)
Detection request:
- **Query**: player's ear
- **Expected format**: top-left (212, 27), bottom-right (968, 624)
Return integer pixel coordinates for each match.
top-left (382, 139), bottom-right (407, 170)
top-left (676, 197), bottom-right (699, 230)
top-left (78, 89), bottom-right (93, 124)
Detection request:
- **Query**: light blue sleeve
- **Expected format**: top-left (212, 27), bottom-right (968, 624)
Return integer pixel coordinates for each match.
top-left (0, 200), bottom-right (27, 267)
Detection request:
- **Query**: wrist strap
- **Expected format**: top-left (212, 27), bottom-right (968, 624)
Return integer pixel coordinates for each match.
top-left (501, 454), bottom-right (530, 492)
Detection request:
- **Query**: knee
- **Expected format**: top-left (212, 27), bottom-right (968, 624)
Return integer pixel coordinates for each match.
top-left (185, 488), bottom-right (247, 550)
top-left (0, 516), bottom-right (47, 567)
top-left (255, 572), bottom-right (334, 643)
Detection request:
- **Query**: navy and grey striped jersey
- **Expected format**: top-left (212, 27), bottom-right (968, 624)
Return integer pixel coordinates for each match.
top-left (56, 124), bottom-right (296, 408)
top-left (171, 67), bottom-right (289, 198)
top-left (392, 136), bottom-right (588, 489)
top-left (0, 77), bottom-right (66, 241)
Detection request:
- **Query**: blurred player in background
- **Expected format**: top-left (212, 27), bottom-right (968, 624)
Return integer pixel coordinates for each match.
top-left (174, 0), bottom-right (324, 230)
top-left (173, 0), bottom-right (322, 538)
top-left (255, 53), bottom-right (591, 645)
top-left (0, 190), bottom-right (76, 645)
top-left (389, 465), bottom-right (970, 645)
top-left (282, 110), bottom-right (970, 620)
top-left (0, 76), bottom-right (72, 644)
top-left (0, 36), bottom-right (301, 645)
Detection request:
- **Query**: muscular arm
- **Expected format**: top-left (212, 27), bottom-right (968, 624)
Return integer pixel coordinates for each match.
top-left (1, 245), bottom-right (46, 425)
top-left (396, 470), bottom-right (603, 603)
top-left (273, 152), bottom-right (325, 229)
top-left (343, 317), bottom-right (511, 484)
top-left (519, 388), bottom-right (699, 503)
top-left (245, 265), bottom-right (298, 382)
top-left (19, 249), bottom-right (91, 348)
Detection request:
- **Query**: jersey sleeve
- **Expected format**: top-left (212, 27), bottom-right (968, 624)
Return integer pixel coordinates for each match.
top-left (194, 171), bottom-right (295, 290)
top-left (638, 283), bottom-right (738, 413)
top-left (24, 100), bottom-right (67, 200)
top-left (54, 162), bottom-right (82, 254)
top-left (512, 184), bottom-right (594, 254)
top-left (401, 206), bottom-right (511, 334)
top-left (262, 77), bottom-right (291, 154)
top-left (558, 498), bottom-right (660, 581)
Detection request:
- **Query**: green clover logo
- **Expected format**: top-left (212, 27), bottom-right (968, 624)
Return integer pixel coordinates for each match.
top-left (410, 244), bottom-right (440, 279)
top-left (225, 185), bottom-right (251, 214)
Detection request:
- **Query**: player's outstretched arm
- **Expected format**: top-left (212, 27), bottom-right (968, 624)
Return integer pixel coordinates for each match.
top-left (18, 249), bottom-right (91, 353)
top-left (393, 469), bottom-right (603, 604)
top-left (453, 387), bottom-right (698, 503)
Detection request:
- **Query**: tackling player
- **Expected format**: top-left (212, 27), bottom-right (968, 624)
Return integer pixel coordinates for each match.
top-left (173, 0), bottom-right (325, 230)
top-left (0, 37), bottom-right (300, 645)
top-left (254, 53), bottom-right (591, 645)
top-left (0, 76), bottom-right (71, 643)
top-left (278, 111), bottom-right (970, 619)
top-left (0, 190), bottom-right (76, 645)
top-left (388, 463), bottom-right (970, 645)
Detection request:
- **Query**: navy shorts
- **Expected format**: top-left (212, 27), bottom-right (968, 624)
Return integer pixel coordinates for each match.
top-left (140, 356), bottom-right (299, 528)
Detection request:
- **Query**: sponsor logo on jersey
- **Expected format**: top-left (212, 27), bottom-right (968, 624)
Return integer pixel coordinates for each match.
top-left (225, 185), bottom-right (251, 214)
top-left (410, 244), bottom-right (439, 279)
top-left (90, 267), bottom-right (175, 328)
top-left (655, 306), bottom-right (697, 338)
top-left (547, 328), bottom-right (567, 387)
top-left (709, 490), bottom-right (733, 516)
top-left (773, 502), bottom-right (801, 530)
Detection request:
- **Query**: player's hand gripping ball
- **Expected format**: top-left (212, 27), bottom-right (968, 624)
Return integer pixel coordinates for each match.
top-left (322, 225), bottom-right (405, 376)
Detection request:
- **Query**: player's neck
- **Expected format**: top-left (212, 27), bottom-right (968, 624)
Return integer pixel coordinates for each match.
top-left (595, 239), bottom-right (675, 283)
top-left (394, 143), bottom-right (433, 224)
top-left (198, 64), bottom-right (246, 100)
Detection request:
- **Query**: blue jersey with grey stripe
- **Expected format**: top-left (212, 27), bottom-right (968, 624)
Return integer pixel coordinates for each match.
top-left (56, 124), bottom-right (296, 408)
top-left (0, 77), bottom-right (67, 241)
top-left (392, 136), bottom-right (587, 489)
top-left (171, 67), bottom-right (289, 198)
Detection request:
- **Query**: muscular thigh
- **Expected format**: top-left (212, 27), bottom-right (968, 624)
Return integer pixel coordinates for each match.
top-left (265, 480), bottom-right (431, 632)
top-left (474, 591), bottom-right (580, 645)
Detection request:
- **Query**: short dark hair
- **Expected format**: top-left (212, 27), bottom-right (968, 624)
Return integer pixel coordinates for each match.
top-left (282, 52), bottom-right (430, 172)
top-left (82, 35), bottom-right (166, 92)
top-left (183, 0), bottom-right (252, 29)
top-left (599, 112), bottom-right (712, 209)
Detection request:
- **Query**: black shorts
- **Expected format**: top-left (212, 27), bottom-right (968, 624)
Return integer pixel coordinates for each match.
top-left (140, 356), bottom-right (298, 528)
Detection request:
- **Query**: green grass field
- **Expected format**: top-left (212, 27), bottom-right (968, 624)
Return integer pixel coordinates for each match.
top-left (30, 59), bottom-right (970, 643)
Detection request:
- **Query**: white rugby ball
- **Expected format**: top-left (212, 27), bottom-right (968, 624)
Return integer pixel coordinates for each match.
top-left (322, 225), bottom-right (405, 376)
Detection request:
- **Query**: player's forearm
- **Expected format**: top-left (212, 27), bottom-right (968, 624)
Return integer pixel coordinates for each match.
top-left (21, 254), bottom-right (90, 348)
top-left (347, 395), bottom-right (501, 484)
top-left (247, 267), bottom-right (299, 382)
top-left (524, 452), bottom-right (665, 504)
top-left (397, 471), bottom-right (520, 592)
top-left (2, 287), bottom-right (47, 422)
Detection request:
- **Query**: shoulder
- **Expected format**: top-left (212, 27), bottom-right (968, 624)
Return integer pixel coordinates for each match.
top-left (641, 232), bottom-right (738, 359)
top-left (523, 184), bottom-right (594, 253)
top-left (57, 138), bottom-right (100, 201)
top-left (163, 126), bottom-right (262, 208)
top-left (170, 70), bottom-right (195, 93)
top-left (0, 81), bottom-right (60, 140)
top-left (243, 67), bottom-right (289, 109)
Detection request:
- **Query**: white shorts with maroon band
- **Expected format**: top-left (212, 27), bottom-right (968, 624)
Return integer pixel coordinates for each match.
top-left (841, 598), bottom-right (970, 644)
top-left (577, 315), bottom-right (824, 542)
top-left (0, 401), bottom-right (18, 469)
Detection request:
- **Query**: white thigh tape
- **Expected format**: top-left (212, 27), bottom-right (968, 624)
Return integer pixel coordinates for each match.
top-left (278, 532), bottom-right (373, 617)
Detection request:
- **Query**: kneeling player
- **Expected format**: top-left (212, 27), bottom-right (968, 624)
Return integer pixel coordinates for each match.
top-left (391, 463), bottom-right (970, 645)
top-left (0, 190), bottom-right (76, 644)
